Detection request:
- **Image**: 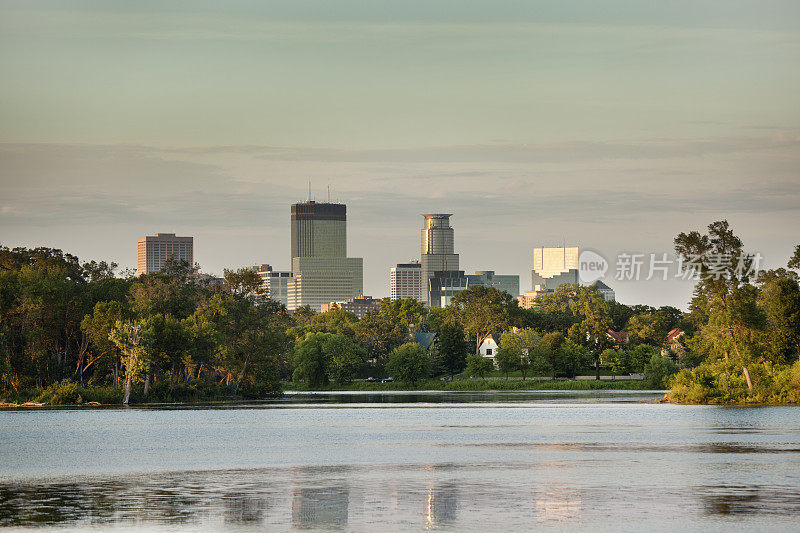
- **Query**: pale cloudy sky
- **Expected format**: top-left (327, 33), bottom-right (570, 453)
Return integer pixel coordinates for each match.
top-left (1, 1), bottom-right (799, 308)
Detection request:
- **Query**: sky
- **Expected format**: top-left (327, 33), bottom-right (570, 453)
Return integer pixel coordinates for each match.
top-left (1, 1), bottom-right (799, 309)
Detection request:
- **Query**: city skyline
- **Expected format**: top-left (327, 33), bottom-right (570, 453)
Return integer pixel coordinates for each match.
top-left (1, 1), bottom-right (799, 309)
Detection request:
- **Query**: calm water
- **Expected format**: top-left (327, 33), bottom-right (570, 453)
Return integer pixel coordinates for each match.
top-left (1, 390), bottom-right (799, 531)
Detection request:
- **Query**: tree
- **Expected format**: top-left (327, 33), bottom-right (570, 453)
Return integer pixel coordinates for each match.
top-left (378, 297), bottom-right (426, 329)
top-left (324, 334), bottom-right (366, 385)
top-left (758, 274), bottom-right (800, 364)
top-left (81, 301), bottom-right (130, 387)
top-left (573, 287), bottom-right (613, 379)
top-left (223, 267), bottom-right (262, 297)
top-left (353, 313), bottom-right (406, 369)
top-left (626, 313), bottom-right (668, 346)
top-left (435, 320), bottom-right (469, 379)
top-left (494, 339), bottom-right (519, 379)
top-left (644, 354), bottom-right (679, 389)
top-left (628, 344), bottom-right (660, 373)
top-left (465, 353), bottom-right (494, 380)
top-left (604, 349), bottom-right (628, 380)
top-left (559, 339), bottom-right (589, 379)
top-left (386, 342), bottom-right (431, 386)
top-left (450, 286), bottom-right (516, 352)
top-left (292, 333), bottom-right (331, 388)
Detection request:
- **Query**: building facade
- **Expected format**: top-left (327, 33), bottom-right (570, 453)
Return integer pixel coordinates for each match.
top-left (466, 271), bottom-right (519, 298)
top-left (517, 289), bottom-right (555, 310)
top-left (589, 280), bottom-right (616, 302)
top-left (249, 264), bottom-right (293, 307)
top-left (429, 270), bottom-right (520, 308)
top-left (420, 214), bottom-right (460, 305)
top-left (389, 261), bottom-right (424, 301)
top-left (137, 233), bottom-right (193, 275)
top-left (321, 296), bottom-right (381, 318)
top-left (531, 246), bottom-right (579, 291)
top-left (287, 200), bottom-right (364, 312)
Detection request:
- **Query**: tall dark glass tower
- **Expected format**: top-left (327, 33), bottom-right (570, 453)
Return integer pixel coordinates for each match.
top-left (290, 201), bottom-right (347, 260)
top-left (288, 200), bottom-right (363, 311)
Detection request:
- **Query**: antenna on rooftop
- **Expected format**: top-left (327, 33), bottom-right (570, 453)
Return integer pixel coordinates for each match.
top-left (328, 181), bottom-right (330, 202)
top-left (308, 180), bottom-right (311, 202)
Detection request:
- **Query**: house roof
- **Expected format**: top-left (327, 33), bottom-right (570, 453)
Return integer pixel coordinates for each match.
top-left (479, 333), bottom-right (501, 346)
top-left (590, 280), bottom-right (612, 290)
top-left (606, 329), bottom-right (628, 343)
top-left (666, 328), bottom-right (685, 343)
top-left (414, 332), bottom-right (437, 350)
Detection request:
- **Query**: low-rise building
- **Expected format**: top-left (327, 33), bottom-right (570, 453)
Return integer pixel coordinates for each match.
top-left (321, 296), bottom-right (381, 318)
top-left (517, 288), bottom-right (555, 309)
top-left (478, 333), bottom-right (501, 360)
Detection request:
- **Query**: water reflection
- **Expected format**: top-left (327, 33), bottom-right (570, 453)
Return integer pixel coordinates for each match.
top-left (224, 494), bottom-right (267, 524)
top-left (535, 484), bottom-right (582, 523)
top-left (424, 482), bottom-right (458, 529)
top-left (292, 487), bottom-right (349, 529)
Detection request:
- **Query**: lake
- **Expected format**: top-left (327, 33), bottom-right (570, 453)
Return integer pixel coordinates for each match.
top-left (1, 390), bottom-right (799, 531)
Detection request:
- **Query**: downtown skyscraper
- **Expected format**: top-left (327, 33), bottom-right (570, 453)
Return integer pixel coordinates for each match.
top-left (286, 200), bottom-right (363, 311)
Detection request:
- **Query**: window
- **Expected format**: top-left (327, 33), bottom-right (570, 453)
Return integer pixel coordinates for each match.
top-left (485, 348), bottom-right (492, 356)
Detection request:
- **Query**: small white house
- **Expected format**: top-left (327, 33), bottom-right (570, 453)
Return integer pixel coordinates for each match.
top-left (478, 334), bottom-right (501, 360)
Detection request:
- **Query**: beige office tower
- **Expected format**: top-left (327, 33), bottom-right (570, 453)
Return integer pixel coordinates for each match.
top-left (390, 261), bottom-right (424, 301)
top-left (420, 214), bottom-right (459, 305)
top-left (137, 233), bottom-right (193, 275)
top-left (287, 200), bottom-right (363, 311)
top-left (531, 246), bottom-right (579, 290)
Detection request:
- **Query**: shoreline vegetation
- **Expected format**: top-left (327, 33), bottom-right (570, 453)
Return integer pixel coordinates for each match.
top-left (2, 220), bottom-right (799, 407)
top-left (0, 376), bottom-right (656, 408)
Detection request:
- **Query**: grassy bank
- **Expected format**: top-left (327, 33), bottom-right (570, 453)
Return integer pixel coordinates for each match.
top-left (1, 376), bottom-right (656, 406)
top-left (289, 378), bottom-right (653, 392)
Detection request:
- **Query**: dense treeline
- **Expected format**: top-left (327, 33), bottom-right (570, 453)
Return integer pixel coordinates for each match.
top-left (667, 222), bottom-right (800, 403)
top-left (3, 220), bottom-right (798, 405)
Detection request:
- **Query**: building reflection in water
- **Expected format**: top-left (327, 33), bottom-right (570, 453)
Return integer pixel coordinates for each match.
top-left (223, 493), bottom-right (267, 524)
top-left (291, 486), bottom-right (349, 529)
top-left (535, 484), bottom-right (582, 523)
top-left (424, 482), bottom-right (458, 530)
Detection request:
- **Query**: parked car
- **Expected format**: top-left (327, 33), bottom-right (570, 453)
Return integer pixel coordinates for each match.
top-left (365, 377), bottom-right (379, 383)
top-left (382, 377), bottom-right (393, 383)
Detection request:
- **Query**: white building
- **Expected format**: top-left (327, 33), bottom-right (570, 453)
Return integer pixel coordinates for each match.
top-left (390, 261), bottom-right (424, 301)
top-left (477, 334), bottom-right (501, 360)
top-left (249, 264), bottom-right (293, 307)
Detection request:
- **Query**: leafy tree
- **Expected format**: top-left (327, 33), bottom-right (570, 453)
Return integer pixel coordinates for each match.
top-left (559, 339), bottom-right (589, 379)
top-left (81, 301), bottom-right (130, 387)
top-left (223, 267), bottom-right (263, 297)
top-left (758, 274), bottom-right (800, 364)
top-left (353, 313), bottom-right (406, 369)
top-left (604, 348), bottom-right (629, 380)
top-left (626, 313), bottom-right (669, 346)
top-left (465, 353), bottom-right (494, 380)
top-left (288, 309), bottom-right (358, 341)
top-left (324, 334), bottom-right (366, 385)
top-left (628, 344), bottom-right (660, 373)
top-left (378, 297), bottom-right (426, 329)
top-left (292, 333), bottom-right (331, 388)
top-left (644, 354), bottom-right (679, 389)
top-left (450, 286), bottom-right (516, 352)
top-left (386, 342), bottom-right (431, 386)
top-left (435, 320), bottom-right (469, 379)
top-left (494, 338), bottom-right (520, 379)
